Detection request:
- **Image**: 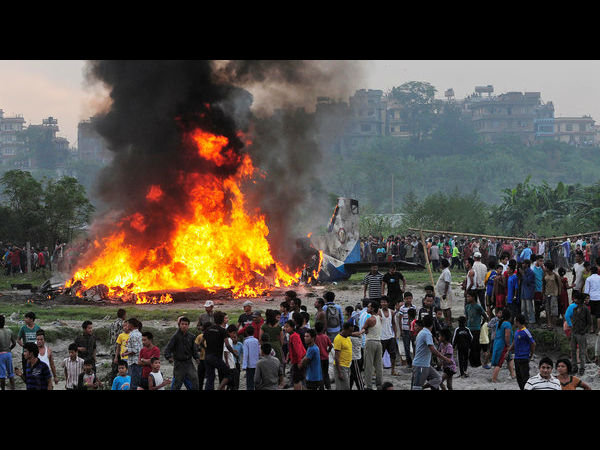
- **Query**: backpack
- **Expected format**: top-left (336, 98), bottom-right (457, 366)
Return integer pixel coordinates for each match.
top-left (325, 304), bottom-right (340, 330)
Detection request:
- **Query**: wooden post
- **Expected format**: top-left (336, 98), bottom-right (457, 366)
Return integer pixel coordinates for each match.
top-left (419, 229), bottom-right (435, 290)
top-left (391, 174), bottom-right (394, 214)
top-left (26, 242), bottom-right (31, 274)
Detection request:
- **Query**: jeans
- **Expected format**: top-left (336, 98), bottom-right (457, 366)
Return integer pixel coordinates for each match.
top-left (521, 299), bottom-right (535, 325)
top-left (128, 363), bottom-right (142, 390)
top-left (204, 353), bottom-right (229, 390)
top-left (245, 367), bottom-right (256, 390)
top-left (172, 360), bottom-right (199, 390)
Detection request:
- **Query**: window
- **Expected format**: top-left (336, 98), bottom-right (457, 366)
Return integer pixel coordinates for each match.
top-left (566, 124), bottom-right (573, 132)
top-left (361, 124), bottom-right (371, 132)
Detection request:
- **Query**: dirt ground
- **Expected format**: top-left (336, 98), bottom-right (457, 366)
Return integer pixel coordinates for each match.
top-left (3, 274), bottom-right (600, 390)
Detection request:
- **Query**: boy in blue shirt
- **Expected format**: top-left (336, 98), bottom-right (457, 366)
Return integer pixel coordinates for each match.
top-left (111, 360), bottom-right (131, 390)
top-left (507, 313), bottom-right (535, 390)
top-left (302, 329), bottom-right (324, 390)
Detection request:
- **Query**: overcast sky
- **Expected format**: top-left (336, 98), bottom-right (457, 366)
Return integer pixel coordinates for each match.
top-left (2, 60), bottom-right (600, 146)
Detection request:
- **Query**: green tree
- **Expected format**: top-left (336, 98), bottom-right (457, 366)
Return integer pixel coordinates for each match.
top-left (388, 81), bottom-right (438, 143)
top-left (0, 170), bottom-right (45, 243)
top-left (43, 177), bottom-right (95, 243)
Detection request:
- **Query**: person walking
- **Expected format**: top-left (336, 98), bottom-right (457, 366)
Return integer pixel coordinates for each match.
top-left (506, 313), bottom-right (535, 390)
top-left (359, 301), bottom-right (384, 390)
top-left (164, 316), bottom-right (200, 390)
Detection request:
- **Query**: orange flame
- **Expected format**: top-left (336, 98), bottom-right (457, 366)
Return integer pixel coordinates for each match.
top-left (66, 129), bottom-right (300, 302)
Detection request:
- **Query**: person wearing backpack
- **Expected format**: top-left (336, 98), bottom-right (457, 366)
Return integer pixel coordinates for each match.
top-left (323, 291), bottom-right (344, 343)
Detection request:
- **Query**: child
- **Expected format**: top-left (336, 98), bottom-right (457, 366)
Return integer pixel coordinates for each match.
top-left (78, 358), bottom-right (102, 390)
top-left (242, 326), bottom-right (259, 390)
top-left (408, 307), bottom-right (418, 355)
top-left (492, 264), bottom-right (506, 310)
top-left (480, 320), bottom-right (491, 369)
top-left (424, 285), bottom-right (441, 310)
top-left (147, 357), bottom-right (170, 390)
top-left (111, 360), bottom-right (131, 390)
top-left (226, 324), bottom-right (242, 390)
top-left (452, 316), bottom-right (472, 378)
top-left (314, 321), bottom-right (333, 390)
top-left (437, 328), bottom-right (457, 390)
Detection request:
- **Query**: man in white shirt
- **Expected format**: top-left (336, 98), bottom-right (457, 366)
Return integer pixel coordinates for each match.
top-left (572, 251), bottom-right (585, 297)
top-left (584, 258), bottom-right (600, 333)
top-left (472, 252), bottom-right (488, 310)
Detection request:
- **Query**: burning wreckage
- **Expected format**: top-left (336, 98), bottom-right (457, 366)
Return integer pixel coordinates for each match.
top-left (30, 61), bottom-right (421, 306)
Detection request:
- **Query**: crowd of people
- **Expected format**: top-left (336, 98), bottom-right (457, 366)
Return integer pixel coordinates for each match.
top-left (360, 233), bottom-right (600, 273)
top-left (0, 240), bottom-right (86, 275)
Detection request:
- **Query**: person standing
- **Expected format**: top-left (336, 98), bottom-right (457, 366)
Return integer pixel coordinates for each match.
top-left (197, 300), bottom-right (216, 330)
top-left (378, 297), bottom-right (398, 376)
top-left (122, 318), bottom-right (142, 389)
top-left (382, 264), bottom-right (405, 309)
top-left (411, 315), bottom-right (452, 390)
top-left (302, 329), bottom-right (324, 390)
top-left (542, 261), bottom-right (562, 329)
top-left (138, 331), bottom-right (160, 390)
top-left (452, 316), bottom-right (473, 378)
top-left (314, 321), bottom-right (333, 390)
top-left (436, 259), bottom-right (453, 326)
top-left (532, 255), bottom-right (545, 325)
top-left (363, 265), bottom-right (384, 303)
top-left (322, 291), bottom-right (344, 343)
top-left (465, 289), bottom-right (488, 368)
top-left (506, 313), bottom-right (535, 390)
top-left (572, 251), bottom-right (586, 299)
top-left (15, 342), bottom-right (52, 390)
top-left (398, 292), bottom-right (416, 367)
top-left (520, 259), bottom-right (536, 326)
top-left (333, 322), bottom-right (353, 390)
top-left (284, 319), bottom-right (306, 390)
top-left (254, 343), bottom-right (280, 390)
top-left (17, 312), bottom-right (40, 377)
top-left (35, 330), bottom-right (59, 388)
top-left (583, 257), bottom-right (600, 334)
top-left (242, 325), bottom-right (259, 390)
top-left (569, 292), bottom-right (592, 376)
top-left (74, 320), bottom-right (97, 370)
top-left (164, 316), bottom-right (200, 390)
top-left (108, 308), bottom-right (126, 387)
top-left (472, 252), bottom-right (488, 310)
top-left (0, 315), bottom-right (16, 390)
top-left (359, 301), bottom-right (384, 390)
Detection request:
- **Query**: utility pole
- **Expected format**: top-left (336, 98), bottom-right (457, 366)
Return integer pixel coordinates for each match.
top-left (391, 174), bottom-right (394, 214)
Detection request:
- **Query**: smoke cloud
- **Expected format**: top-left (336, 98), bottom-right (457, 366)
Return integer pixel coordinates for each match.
top-left (84, 60), bottom-right (365, 268)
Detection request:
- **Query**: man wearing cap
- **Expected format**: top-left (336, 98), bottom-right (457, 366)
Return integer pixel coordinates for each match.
top-left (238, 301), bottom-right (254, 330)
top-left (197, 301), bottom-right (215, 331)
top-left (472, 252), bottom-right (488, 310)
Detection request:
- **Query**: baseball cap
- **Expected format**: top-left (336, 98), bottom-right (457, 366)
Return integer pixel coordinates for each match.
top-left (474, 252), bottom-right (482, 258)
top-left (243, 300), bottom-right (254, 307)
top-left (204, 300), bottom-right (214, 307)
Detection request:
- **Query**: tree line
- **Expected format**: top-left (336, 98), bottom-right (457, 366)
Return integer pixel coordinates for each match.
top-left (0, 170), bottom-right (94, 248)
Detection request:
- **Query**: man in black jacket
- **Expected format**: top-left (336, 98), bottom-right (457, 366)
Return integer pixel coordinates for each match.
top-left (164, 317), bottom-right (200, 390)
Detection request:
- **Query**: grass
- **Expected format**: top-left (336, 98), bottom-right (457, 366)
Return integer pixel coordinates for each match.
top-left (345, 269), bottom-right (466, 287)
top-left (0, 271), bottom-right (50, 290)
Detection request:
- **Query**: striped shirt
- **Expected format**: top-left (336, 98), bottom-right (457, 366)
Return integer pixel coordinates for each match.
top-left (363, 272), bottom-right (384, 299)
top-left (63, 356), bottom-right (85, 389)
top-left (524, 373), bottom-right (561, 390)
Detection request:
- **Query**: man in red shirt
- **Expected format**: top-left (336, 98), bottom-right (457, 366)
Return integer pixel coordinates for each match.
top-left (138, 331), bottom-right (160, 390)
top-left (10, 247), bottom-right (21, 275)
top-left (284, 319), bottom-right (306, 390)
top-left (238, 312), bottom-right (264, 340)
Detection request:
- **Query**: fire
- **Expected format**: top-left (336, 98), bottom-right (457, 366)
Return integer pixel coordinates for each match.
top-left (66, 128), bottom-right (300, 302)
top-left (312, 250), bottom-right (323, 280)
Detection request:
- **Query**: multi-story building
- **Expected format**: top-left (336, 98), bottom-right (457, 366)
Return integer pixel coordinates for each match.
top-left (77, 118), bottom-right (112, 163)
top-left (468, 90), bottom-right (555, 144)
top-left (346, 89), bottom-right (387, 146)
top-left (553, 116), bottom-right (595, 146)
top-left (0, 109), bottom-right (27, 165)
